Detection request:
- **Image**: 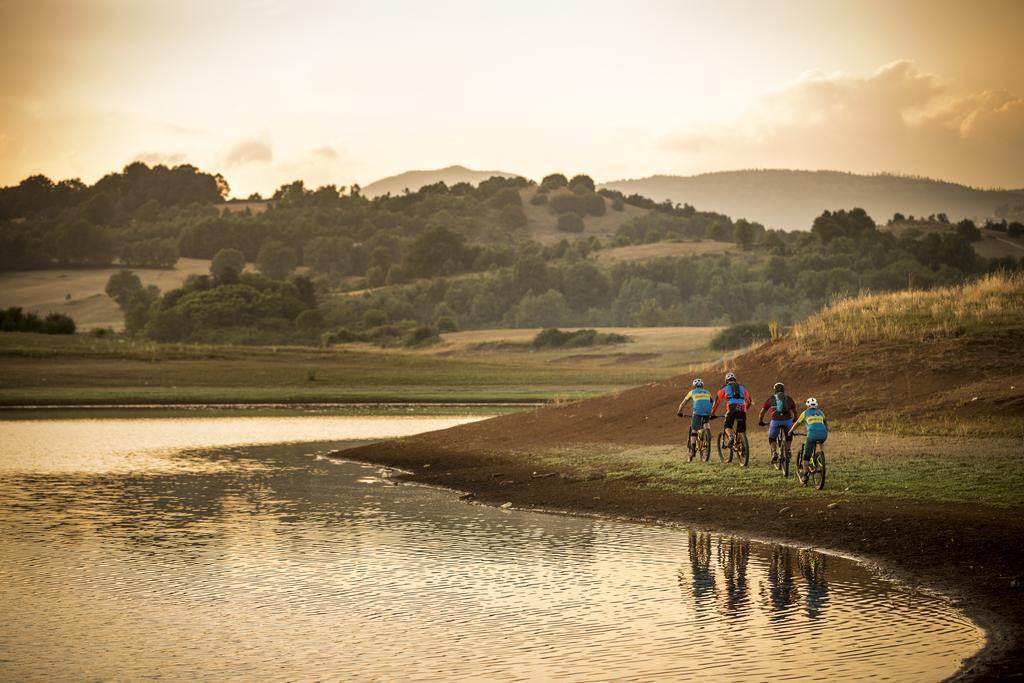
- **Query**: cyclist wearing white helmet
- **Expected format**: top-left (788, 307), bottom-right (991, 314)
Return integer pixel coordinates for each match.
top-left (677, 378), bottom-right (714, 452)
top-left (711, 371), bottom-right (752, 446)
top-left (789, 397), bottom-right (829, 464)
top-left (757, 381), bottom-right (797, 463)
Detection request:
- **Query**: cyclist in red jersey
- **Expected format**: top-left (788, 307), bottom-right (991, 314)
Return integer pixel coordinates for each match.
top-left (710, 372), bottom-right (752, 447)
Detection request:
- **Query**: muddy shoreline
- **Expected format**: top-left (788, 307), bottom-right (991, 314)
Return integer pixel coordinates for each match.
top-left (336, 439), bottom-right (1023, 682)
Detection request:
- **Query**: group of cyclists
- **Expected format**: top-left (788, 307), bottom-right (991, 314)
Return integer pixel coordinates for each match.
top-left (676, 371), bottom-right (829, 472)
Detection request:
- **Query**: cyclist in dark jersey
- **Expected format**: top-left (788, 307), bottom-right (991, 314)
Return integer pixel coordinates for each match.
top-left (710, 372), bottom-right (752, 446)
top-left (757, 382), bottom-right (797, 464)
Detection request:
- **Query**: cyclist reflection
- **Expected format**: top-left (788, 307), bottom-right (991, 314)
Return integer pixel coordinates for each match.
top-left (798, 549), bottom-right (830, 619)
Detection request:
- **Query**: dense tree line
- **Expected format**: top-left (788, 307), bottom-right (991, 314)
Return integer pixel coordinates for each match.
top-left (318, 209), bottom-right (1019, 336)
top-left (0, 163), bottom-right (227, 270)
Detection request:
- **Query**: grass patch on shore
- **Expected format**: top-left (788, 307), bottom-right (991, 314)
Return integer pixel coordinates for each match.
top-left (0, 332), bottom-right (680, 405)
top-left (535, 430), bottom-right (1024, 507)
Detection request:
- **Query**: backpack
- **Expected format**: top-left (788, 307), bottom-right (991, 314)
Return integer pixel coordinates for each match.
top-left (774, 393), bottom-right (789, 417)
top-left (729, 383), bottom-right (743, 400)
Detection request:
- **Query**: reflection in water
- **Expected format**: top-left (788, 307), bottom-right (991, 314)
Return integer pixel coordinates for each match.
top-left (766, 543), bottom-right (800, 618)
top-left (800, 549), bottom-right (830, 620)
top-left (0, 418), bottom-right (984, 682)
top-left (718, 536), bottom-right (750, 617)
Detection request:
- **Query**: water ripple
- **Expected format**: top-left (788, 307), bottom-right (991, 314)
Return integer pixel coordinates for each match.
top-left (0, 418), bottom-right (983, 682)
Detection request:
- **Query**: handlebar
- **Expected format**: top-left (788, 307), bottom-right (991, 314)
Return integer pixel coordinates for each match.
top-left (790, 431), bottom-right (807, 437)
top-left (678, 414), bottom-right (720, 419)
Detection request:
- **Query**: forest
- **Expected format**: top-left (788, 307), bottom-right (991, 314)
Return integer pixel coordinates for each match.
top-left (2, 163), bottom-right (1020, 346)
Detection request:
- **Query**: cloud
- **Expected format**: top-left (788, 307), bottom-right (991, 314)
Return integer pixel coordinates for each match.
top-left (133, 151), bottom-right (187, 166)
top-left (663, 61), bottom-right (1024, 188)
top-left (312, 145), bottom-right (339, 159)
top-left (223, 134), bottom-right (273, 166)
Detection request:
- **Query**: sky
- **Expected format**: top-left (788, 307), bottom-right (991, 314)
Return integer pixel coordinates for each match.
top-left (1, 0), bottom-right (1022, 196)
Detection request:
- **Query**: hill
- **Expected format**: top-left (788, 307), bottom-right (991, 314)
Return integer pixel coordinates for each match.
top-left (603, 169), bottom-right (1024, 231)
top-left (360, 273), bottom-right (1021, 455)
top-left (361, 165), bottom-right (520, 198)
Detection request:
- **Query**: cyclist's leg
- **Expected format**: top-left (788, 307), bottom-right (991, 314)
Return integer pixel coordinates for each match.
top-left (689, 414), bottom-right (703, 448)
top-left (724, 410), bottom-right (737, 442)
top-left (767, 420), bottom-right (781, 456)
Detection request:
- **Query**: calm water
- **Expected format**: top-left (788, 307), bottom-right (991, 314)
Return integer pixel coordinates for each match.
top-left (0, 417), bottom-right (983, 681)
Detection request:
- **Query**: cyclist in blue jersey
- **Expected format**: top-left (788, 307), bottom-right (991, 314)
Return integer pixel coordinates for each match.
top-left (677, 378), bottom-right (714, 452)
top-left (789, 397), bottom-right (829, 464)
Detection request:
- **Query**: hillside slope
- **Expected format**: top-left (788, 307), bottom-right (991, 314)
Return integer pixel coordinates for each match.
top-left (362, 165), bottom-right (519, 198)
top-left (361, 273), bottom-right (1024, 454)
top-left (603, 169), bottom-right (1024, 231)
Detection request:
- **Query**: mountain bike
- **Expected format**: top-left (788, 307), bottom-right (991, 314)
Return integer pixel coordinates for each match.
top-left (680, 414), bottom-right (717, 463)
top-left (792, 431), bottom-right (826, 490)
top-left (758, 420), bottom-right (791, 477)
top-left (716, 429), bottom-right (749, 467)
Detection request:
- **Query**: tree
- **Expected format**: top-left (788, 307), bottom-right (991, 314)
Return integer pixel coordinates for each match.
top-left (105, 270), bottom-right (143, 305)
top-left (540, 173), bottom-right (569, 191)
top-left (513, 290), bottom-right (568, 327)
top-left (211, 248), bottom-right (246, 280)
top-left (955, 219), bottom-right (981, 242)
top-left (733, 219), bottom-right (756, 250)
top-left (569, 174), bottom-right (596, 192)
top-left (499, 205), bottom-right (527, 229)
top-left (256, 241), bottom-right (298, 280)
top-left (557, 212), bottom-right (584, 234)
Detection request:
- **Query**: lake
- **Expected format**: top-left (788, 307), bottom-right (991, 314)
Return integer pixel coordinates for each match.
top-left (0, 416), bottom-right (983, 681)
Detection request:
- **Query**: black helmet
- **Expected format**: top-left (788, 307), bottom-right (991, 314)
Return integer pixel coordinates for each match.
top-left (774, 382), bottom-right (785, 392)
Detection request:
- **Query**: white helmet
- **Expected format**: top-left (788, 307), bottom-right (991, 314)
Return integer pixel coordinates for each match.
top-left (725, 372), bottom-right (737, 382)
top-left (692, 378), bottom-right (704, 388)
top-left (805, 397), bottom-right (818, 408)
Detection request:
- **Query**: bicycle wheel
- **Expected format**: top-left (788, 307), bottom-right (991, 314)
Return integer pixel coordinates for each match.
top-left (781, 441), bottom-right (790, 478)
top-left (700, 427), bottom-right (712, 462)
top-left (736, 433), bottom-right (749, 467)
top-left (770, 435), bottom-right (782, 471)
top-left (797, 442), bottom-right (809, 486)
top-left (812, 449), bottom-right (826, 490)
top-left (716, 432), bottom-right (727, 462)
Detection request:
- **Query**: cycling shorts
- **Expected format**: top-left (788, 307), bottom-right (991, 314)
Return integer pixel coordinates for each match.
top-left (768, 418), bottom-right (793, 441)
top-left (724, 408), bottom-right (747, 432)
top-left (690, 414), bottom-right (711, 431)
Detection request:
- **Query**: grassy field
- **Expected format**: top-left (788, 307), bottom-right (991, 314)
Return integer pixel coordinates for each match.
top-left (406, 326), bottom-right (724, 369)
top-left (518, 187), bottom-right (644, 244)
top-left (0, 258), bottom-right (226, 331)
top-left (530, 430), bottom-right (1024, 507)
top-left (0, 328), bottom-right (717, 405)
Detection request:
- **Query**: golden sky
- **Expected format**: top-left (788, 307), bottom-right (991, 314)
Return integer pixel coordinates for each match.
top-left (1, 0), bottom-right (1022, 196)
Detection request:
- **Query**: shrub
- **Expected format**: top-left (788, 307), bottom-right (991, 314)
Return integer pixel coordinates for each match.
top-left (436, 316), bottom-right (458, 333)
top-left (540, 173), bottom-right (568, 191)
top-left (531, 328), bottom-right (630, 348)
top-left (529, 193), bottom-right (548, 206)
top-left (557, 212), bottom-right (585, 234)
top-left (403, 324), bottom-right (440, 347)
top-left (710, 322), bottom-right (772, 350)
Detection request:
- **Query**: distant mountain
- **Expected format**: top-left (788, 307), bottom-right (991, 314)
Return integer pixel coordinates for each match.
top-left (601, 170), bottom-right (1024, 231)
top-left (362, 165), bottom-right (520, 198)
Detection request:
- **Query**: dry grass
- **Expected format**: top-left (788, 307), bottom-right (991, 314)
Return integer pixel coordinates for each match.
top-left (0, 258), bottom-right (226, 331)
top-left (595, 240), bottom-right (736, 262)
top-left (518, 187), bottom-right (645, 244)
top-left (401, 326), bottom-right (724, 369)
top-left (792, 272), bottom-right (1024, 346)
